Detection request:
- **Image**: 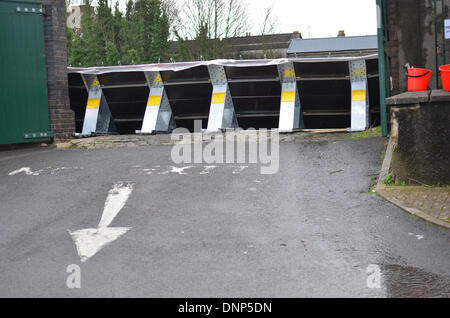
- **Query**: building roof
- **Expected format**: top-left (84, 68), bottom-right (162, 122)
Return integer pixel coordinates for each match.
top-left (169, 32), bottom-right (301, 56)
top-left (287, 35), bottom-right (378, 55)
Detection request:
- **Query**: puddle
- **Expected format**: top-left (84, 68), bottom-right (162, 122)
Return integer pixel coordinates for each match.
top-left (382, 264), bottom-right (450, 297)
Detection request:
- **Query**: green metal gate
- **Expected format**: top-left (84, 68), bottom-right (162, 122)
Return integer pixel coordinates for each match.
top-left (0, 0), bottom-right (52, 144)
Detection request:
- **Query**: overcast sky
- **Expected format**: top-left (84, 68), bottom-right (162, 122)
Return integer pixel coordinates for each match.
top-left (249, 0), bottom-right (377, 38)
top-left (73, 0), bottom-right (377, 38)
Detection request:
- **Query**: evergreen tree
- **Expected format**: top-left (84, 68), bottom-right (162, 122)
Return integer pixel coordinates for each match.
top-left (94, 0), bottom-right (114, 64)
top-left (112, 2), bottom-right (124, 55)
top-left (68, 0), bottom-right (96, 67)
top-left (150, 3), bottom-right (170, 62)
top-left (105, 41), bottom-right (121, 65)
top-left (126, 49), bottom-right (142, 65)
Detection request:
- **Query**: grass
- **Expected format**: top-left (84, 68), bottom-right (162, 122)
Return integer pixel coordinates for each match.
top-left (368, 177), bottom-right (378, 193)
top-left (349, 126), bottom-right (383, 140)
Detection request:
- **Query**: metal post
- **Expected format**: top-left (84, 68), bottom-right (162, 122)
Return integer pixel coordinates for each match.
top-left (435, 0), bottom-right (440, 88)
top-left (443, 0), bottom-right (446, 65)
top-left (277, 62), bottom-right (303, 132)
top-left (377, 0), bottom-right (388, 137)
top-left (141, 71), bottom-right (175, 133)
top-left (348, 59), bottom-right (370, 132)
top-left (206, 65), bottom-right (238, 131)
top-left (81, 74), bottom-right (116, 135)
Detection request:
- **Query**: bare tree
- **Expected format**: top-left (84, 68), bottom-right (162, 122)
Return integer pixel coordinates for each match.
top-left (257, 2), bottom-right (281, 59)
top-left (161, 0), bottom-right (180, 27)
top-left (174, 0), bottom-right (250, 59)
top-left (258, 2), bottom-right (280, 36)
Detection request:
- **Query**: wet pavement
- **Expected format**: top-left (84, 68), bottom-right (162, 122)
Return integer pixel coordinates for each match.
top-left (377, 185), bottom-right (450, 229)
top-left (0, 136), bottom-right (449, 297)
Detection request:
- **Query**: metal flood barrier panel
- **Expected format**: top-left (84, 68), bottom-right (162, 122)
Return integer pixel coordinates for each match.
top-left (67, 55), bottom-right (380, 135)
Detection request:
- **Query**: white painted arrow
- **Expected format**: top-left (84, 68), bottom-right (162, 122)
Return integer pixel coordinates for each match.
top-left (69, 182), bottom-right (134, 262)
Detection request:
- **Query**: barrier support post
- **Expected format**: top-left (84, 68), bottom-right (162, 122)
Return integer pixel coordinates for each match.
top-left (141, 71), bottom-right (175, 133)
top-left (81, 74), bottom-right (116, 135)
top-left (277, 62), bottom-right (303, 132)
top-left (349, 59), bottom-right (370, 132)
top-left (206, 65), bottom-right (238, 131)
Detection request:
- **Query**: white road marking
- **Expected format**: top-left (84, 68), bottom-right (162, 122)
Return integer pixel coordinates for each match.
top-left (50, 167), bottom-right (83, 175)
top-left (142, 168), bottom-right (157, 175)
top-left (8, 166), bottom-right (83, 176)
top-left (408, 233), bottom-right (424, 240)
top-left (171, 166), bottom-right (194, 174)
top-left (69, 182), bottom-right (134, 262)
top-left (159, 166), bottom-right (194, 175)
top-left (232, 166), bottom-right (248, 174)
top-left (8, 167), bottom-right (41, 176)
top-left (98, 183), bottom-right (134, 228)
top-left (200, 166), bottom-right (216, 174)
top-left (69, 227), bottom-right (131, 263)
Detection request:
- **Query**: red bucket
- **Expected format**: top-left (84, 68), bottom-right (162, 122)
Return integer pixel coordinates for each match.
top-left (407, 68), bottom-right (431, 91)
top-left (439, 64), bottom-right (450, 91)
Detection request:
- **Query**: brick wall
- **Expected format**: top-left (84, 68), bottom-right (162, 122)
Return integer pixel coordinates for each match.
top-left (386, 0), bottom-right (400, 95)
top-left (42, 0), bottom-right (75, 141)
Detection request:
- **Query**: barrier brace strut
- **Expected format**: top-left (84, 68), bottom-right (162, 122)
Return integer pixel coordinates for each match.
top-left (81, 74), bottom-right (116, 135)
top-left (349, 59), bottom-right (370, 131)
top-left (278, 62), bottom-right (304, 132)
top-left (206, 65), bottom-right (238, 131)
top-left (141, 71), bottom-right (175, 133)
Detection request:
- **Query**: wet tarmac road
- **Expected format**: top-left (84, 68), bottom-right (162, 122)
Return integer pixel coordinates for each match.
top-left (0, 136), bottom-right (449, 297)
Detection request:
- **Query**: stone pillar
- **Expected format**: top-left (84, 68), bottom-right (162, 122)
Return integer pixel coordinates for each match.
top-left (42, 0), bottom-right (75, 140)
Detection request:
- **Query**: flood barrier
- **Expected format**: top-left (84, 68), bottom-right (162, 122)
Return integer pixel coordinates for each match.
top-left (67, 55), bottom-right (380, 135)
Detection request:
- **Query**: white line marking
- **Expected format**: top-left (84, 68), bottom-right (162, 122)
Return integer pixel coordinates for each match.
top-left (98, 182), bottom-right (134, 228)
top-left (200, 166), bottom-right (216, 175)
top-left (159, 166), bottom-right (194, 175)
top-left (8, 166), bottom-right (83, 176)
top-left (232, 166), bottom-right (248, 174)
top-left (171, 166), bottom-right (194, 175)
top-left (8, 167), bottom-right (40, 176)
top-left (69, 182), bottom-right (134, 262)
top-left (69, 227), bottom-right (131, 263)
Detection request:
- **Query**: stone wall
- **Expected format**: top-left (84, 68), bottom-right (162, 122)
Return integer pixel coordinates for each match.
top-left (42, 0), bottom-right (75, 141)
top-left (386, 90), bottom-right (450, 185)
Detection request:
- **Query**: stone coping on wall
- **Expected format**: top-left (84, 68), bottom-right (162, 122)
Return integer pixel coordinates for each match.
top-left (386, 89), bottom-right (450, 106)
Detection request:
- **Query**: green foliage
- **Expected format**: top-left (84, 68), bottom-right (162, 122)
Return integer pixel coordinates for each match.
top-left (349, 126), bottom-right (383, 140)
top-left (383, 173), bottom-right (395, 186)
top-left (125, 49), bottom-right (141, 65)
top-left (105, 41), bottom-right (121, 66)
top-left (173, 29), bottom-right (192, 62)
top-left (67, 0), bottom-right (171, 67)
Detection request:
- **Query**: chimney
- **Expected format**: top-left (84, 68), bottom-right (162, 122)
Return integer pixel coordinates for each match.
top-left (292, 31), bottom-right (302, 39)
top-left (337, 30), bottom-right (346, 37)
